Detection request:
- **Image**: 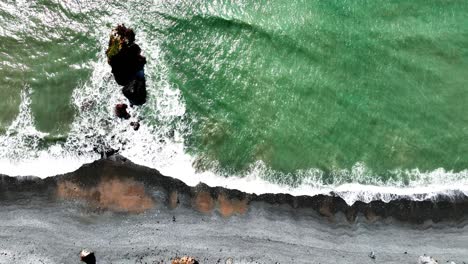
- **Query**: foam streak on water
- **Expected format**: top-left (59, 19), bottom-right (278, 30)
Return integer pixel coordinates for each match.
top-left (1, 86), bottom-right (467, 205)
top-left (1, 87), bottom-right (468, 204)
top-left (1, 0), bottom-right (468, 205)
top-left (0, 88), bottom-right (96, 177)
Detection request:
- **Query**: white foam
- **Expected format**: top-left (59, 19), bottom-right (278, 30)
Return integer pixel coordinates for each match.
top-left (0, 153), bottom-right (96, 178)
top-left (131, 152), bottom-right (468, 205)
top-left (1, 15), bottom-right (468, 205)
top-left (2, 86), bottom-right (468, 204)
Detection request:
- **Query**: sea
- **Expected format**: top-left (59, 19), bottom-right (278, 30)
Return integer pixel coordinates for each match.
top-left (1, 0), bottom-right (467, 204)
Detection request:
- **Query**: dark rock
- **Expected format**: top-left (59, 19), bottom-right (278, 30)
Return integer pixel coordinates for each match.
top-left (130, 121), bottom-right (140, 131)
top-left (106, 24), bottom-right (147, 105)
top-left (106, 24), bottom-right (146, 86)
top-left (80, 250), bottom-right (96, 264)
top-left (115, 103), bottom-right (130, 119)
top-left (93, 146), bottom-right (119, 159)
top-left (122, 73), bottom-right (146, 106)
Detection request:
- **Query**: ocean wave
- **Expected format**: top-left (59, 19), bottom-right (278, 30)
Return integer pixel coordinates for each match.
top-left (1, 2), bottom-right (467, 205)
top-left (1, 34), bottom-right (467, 205)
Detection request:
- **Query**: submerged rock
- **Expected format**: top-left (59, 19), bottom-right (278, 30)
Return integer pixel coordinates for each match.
top-left (106, 24), bottom-right (147, 105)
top-left (93, 146), bottom-right (119, 159)
top-left (115, 103), bottom-right (130, 119)
top-left (130, 121), bottom-right (140, 131)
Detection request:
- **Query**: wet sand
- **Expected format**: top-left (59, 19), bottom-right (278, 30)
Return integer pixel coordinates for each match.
top-left (1, 156), bottom-right (467, 263)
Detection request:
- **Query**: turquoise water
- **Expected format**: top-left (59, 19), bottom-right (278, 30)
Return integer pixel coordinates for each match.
top-left (1, 0), bottom-right (468, 188)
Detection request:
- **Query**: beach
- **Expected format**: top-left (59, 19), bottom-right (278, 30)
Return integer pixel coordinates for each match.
top-left (1, 156), bottom-right (467, 263)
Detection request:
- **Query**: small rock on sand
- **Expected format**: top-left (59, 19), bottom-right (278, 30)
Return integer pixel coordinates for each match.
top-left (80, 249), bottom-right (96, 264)
top-left (171, 256), bottom-right (199, 264)
top-left (418, 255), bottom-right (439, 264)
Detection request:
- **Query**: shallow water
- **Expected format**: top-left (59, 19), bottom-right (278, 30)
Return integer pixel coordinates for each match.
top-left (1, 0), bottom-right (468, 198)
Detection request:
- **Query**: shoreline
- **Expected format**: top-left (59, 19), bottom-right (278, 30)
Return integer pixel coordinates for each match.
top-left (1, 155), bottom-right (468, 263)
top-left (1, 155), bottom-right (468, 224)
top-left (2, 154), bottom-right (468, 206)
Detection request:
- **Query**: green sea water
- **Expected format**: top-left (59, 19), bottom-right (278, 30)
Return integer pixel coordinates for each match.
top-left (1, 0), bottom-right (468, 186)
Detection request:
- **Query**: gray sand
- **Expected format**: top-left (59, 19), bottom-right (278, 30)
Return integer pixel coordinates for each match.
top-left (1, 200), bottom-right (467, 264)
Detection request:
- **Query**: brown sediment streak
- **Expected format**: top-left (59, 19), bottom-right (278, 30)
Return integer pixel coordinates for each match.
top-left (318, 196), bottom-right (334, 219)
top-left (191, 191), bottom-right (248, 216)
top-left (217, 194), bottom-right (248, 217)
top-left (169, 191), bottom-right (179, 209)
top-left (193, 191), bottom-right (215, 213)
top-left (365, 208), bottom-right (380, 223)
top-left (57, 178), bottom-right (154, 213)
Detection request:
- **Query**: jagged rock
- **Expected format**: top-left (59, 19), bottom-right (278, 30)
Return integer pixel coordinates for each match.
top-left (369, 251), bottom-right (376, 259)
top-left (92, 146), bottom-right (119, 159)
top-left (79, 249), bottom-right (96, 264)
top-left (130, 121), bottom-right (140, 131)
top-left (106, 24), bottom-right (147, 105)
top-left (115, 103), bottom-right (130, 119)
top-left (122, 74), bottom-right (146, 106)
top-left (106, 24), bottom-right (146, 85)
top-left (418, 255), bottom-right (438, 264)
top-left (171, 256), bottom-right (199, 264)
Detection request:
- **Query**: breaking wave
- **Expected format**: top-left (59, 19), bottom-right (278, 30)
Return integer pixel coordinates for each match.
top-left (1, 1), bottom-right (467, 205)
top-left (1, 73), bottom-right (468, 205)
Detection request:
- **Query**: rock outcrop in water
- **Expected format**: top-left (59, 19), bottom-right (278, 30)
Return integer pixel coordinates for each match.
top-left (114, 103), bottom-right (130, 119)
top-left (106, 24), bottom-right (147, 106)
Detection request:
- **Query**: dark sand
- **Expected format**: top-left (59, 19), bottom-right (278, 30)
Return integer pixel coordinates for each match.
top-left (1, 156), bottom-right (467, 263)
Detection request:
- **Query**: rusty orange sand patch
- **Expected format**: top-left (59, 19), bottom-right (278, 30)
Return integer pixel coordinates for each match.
top-left (168, 191), bottom-right (179, 209)
top-left (192, 191), bottom-right (248, 216)
top-left (57, 178), bottom-right (154, 213)
top-left (217, 194), bottom-right (248, 217)
top-left (193, 191), bottom-right (215, 213)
